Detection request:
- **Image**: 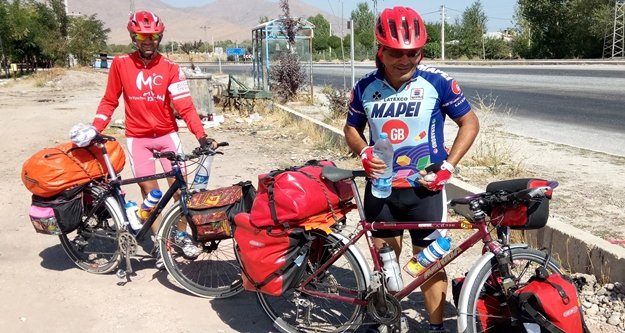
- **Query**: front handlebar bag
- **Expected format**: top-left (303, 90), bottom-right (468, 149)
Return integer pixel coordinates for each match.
top-left (21, 141), bottom-right (125, 198)
top-left (485, 178), bottom-right (552, 230)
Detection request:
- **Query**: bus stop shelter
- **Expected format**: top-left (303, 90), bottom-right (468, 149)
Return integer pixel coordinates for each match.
top-left (251, 17), bottom-right (314, 96)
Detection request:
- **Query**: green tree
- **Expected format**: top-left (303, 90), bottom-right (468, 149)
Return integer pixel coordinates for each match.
top-left (68, 14), bottom-right (109, 66)
top-left (516, 0), bottom-right (612, 58)
top-left (351, 2), bottom-right (375, 53)
top-left (458, 0), bottom-right (487, 59)
top-left (31, 1), bottom-right (65, 65)
top-left (308, 14), bottom-right (330, 53)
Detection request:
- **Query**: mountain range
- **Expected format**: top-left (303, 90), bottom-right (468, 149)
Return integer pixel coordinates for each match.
top-left (68, 0), bottom-right (345, 44)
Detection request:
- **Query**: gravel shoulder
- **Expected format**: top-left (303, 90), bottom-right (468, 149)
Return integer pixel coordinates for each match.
top-left (0, 69), bottom-right (620, 332)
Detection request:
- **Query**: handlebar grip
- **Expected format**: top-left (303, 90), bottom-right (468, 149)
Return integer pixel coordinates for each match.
top-left (217, 141), bottom-right (229, 147)
top-left (92, 133), bottom-right (116, 143)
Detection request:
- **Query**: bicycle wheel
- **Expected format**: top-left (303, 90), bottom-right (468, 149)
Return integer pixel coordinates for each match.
top-left (460, 247), bottom-right (562, 333)
top-left (158, 203), bottom-right (243, 298)
top-left (257, 231), bottom-right (368, 333)
top-left (59, 185), bottom-right (123, 274)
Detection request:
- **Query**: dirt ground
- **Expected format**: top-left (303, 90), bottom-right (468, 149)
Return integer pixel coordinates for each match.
top-left (0, 69), bottom-right (620, 333)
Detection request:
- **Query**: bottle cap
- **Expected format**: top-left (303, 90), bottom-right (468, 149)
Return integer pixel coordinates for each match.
top-left (379, 132), bottom-right (388, 139)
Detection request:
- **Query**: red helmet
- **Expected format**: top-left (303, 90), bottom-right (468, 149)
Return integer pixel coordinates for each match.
top-left (375, 6), bottom-right (427, 49)
top-left (127, 11), bottom-right (165, 35)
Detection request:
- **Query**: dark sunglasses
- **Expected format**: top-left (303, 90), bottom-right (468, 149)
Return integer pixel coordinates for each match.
top-left (385, 48), bottom-right (421, 59)
top-left (134, 33), bottom-right (162, 42)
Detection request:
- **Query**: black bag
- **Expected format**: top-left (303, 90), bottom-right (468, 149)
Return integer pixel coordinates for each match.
top-left (29, 186), bottom-right (83, 234)
top-left (187, 181), bottom-right (256, 242)
top-left (485, 178), bottom-right (552, 229)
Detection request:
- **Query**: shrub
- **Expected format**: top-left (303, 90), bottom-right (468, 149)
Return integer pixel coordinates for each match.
top-left (269, 52), bottom-right (307, 103)
top-left (321, 85), bottom-right (349, 119)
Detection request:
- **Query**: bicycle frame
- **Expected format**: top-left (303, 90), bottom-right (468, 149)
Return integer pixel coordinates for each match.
top-left (296, 177), bottom-right (504, 306)
top-left (92, 140), bottom-right (193, 242)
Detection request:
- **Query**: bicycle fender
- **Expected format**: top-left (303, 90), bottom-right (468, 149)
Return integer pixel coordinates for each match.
top-left (456, 244), bottom-right (529, 333)
top-left (328, 232), bottom-right (371, 287)
top-left (90, 185), bottom-right (124, 222)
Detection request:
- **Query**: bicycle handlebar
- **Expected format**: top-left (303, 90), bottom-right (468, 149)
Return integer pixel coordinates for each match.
top-left (449, 181), bottom-right (559, 212)
top-left (90, 134), bottom-right (228, 162)
top-left (152, 141), bottom-right (229, 161)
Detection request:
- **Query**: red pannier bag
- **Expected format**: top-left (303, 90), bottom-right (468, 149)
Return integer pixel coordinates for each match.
top-left (452, 276), bottom-right (520, 333)
top-left (234, 213), bottom-right (312, 296)
top-left (22, 141), bottom-right (125, 198)
top-left (249, 160), bottom-right (353, 228)
top-left (485, 178), bottom-right (553, 229)
top-left (512, 267), bottom-right (589, 333)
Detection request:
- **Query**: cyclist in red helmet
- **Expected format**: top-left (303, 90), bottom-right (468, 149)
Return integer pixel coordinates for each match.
top-left (89, 10), bottom-right (218, 269)
top-left (344, 6), bottom-right (479, 333)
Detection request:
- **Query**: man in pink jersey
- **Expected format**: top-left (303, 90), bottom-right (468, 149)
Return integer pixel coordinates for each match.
top-left (91, 10), bottom-right (216, 268)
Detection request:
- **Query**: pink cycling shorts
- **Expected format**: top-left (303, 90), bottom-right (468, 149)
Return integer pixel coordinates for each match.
top-left (126, 133), bottom-right (186, 178)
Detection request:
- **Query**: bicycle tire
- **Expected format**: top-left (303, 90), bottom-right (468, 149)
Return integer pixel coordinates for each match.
top-left (257, 231), bottom-right (368, 333)
top-left (460, 247), bottom-right (562, 333)
top-left (59, 185), bottom-right (123, 274)
top-left (158, 203), bottom-right (243, 298)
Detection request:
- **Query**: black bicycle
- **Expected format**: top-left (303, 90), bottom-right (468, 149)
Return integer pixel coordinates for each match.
top-left (59, 134), bottom-right (243, 298)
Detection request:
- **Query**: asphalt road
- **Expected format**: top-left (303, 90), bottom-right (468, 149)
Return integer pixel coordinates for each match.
top-left (197, 62), bottom-right (625, 156)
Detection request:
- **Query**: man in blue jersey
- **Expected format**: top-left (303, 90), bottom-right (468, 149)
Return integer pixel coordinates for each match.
top-left (343, 6), bottom-right (480, 333)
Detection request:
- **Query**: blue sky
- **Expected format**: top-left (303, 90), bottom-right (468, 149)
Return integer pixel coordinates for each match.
top-left (161, 0), bottom-right (518, 32)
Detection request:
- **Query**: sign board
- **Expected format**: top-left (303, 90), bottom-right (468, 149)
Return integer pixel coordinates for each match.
top-left (226, 47), bottom-right (246, 56)
top-left (215, 47), bottom-right (223, 55)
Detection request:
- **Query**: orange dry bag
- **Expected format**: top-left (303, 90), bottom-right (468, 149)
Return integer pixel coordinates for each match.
top-left (21, 141), bottom-right (125, 197)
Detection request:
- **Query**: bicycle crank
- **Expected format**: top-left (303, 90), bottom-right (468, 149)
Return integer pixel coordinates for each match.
top-left (117, 231), bottom-right (138, 280)
top-left (366, 292), bottom-right (402, 325)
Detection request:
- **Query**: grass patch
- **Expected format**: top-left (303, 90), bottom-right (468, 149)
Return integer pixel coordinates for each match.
top-left (32, 68), bottom-right (66, 87)
top-left (462, 94), bottom-right (527, 177)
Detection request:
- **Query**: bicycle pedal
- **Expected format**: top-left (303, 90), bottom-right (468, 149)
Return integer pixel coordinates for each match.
top-left (116, 268), bottom-right (127, 279)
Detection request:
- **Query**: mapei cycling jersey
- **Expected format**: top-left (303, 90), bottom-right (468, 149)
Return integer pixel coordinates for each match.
top-left (93, 51), bottom-right (205, 139)
top-left (347, 64), bottom-right (471, 188)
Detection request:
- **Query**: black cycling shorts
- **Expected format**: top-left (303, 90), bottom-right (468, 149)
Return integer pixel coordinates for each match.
top-left (364, 182), bottom-right (446, 247)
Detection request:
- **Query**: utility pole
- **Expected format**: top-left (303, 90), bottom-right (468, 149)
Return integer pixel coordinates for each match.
top-left (329, 22), bottom-right (332, 59)
top-left (603, 0), bottom-right (625, 58)
top-left (340, 0), bottom-right (346, 91)
top-left (441, 5), bottom-right (445, 61)
top-left (200, 25), bottom-right (210, 61)
top-left (349, 20), bottom-right (355, 87)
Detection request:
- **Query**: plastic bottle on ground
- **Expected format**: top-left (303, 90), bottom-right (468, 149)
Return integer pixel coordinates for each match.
top-left (192, 154), bottom-right (214, 190)
top-left (403, 236), bottom-right (452, 278)
top-left (371, 132), bottom-right (394, 199)
top-left (138, 189), bottom-right (162, 221)
top-left (125, 201), bottom-right (142, 231)
top-left (379, 244), bottom-right (404, 292)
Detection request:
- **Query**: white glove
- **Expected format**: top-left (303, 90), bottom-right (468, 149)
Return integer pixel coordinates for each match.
top-left (70, 123), bottom-right (98, 147)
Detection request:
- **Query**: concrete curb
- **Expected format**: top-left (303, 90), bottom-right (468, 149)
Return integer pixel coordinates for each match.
top-left (273, 102), bottom-right (625, 283)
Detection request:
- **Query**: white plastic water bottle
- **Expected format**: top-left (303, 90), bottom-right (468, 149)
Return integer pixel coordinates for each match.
top-left (124, 201), bottom-right (142, 231)
top-left (192, 154), bottom-right (214, 190)
top-left (138, 189), bottom-right (162, 221)
top-left (403, 236), bottom-right (452, 278)
top-left (371, 132), bottom-right (394, 198)
top-left (379, 244), bottom-right (404, 292)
